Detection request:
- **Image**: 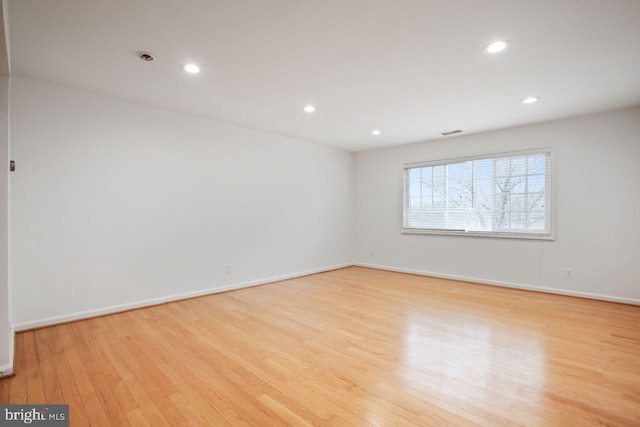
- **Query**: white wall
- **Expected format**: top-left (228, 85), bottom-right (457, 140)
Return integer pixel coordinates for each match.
top-left (10, 76), bottom-right (354, 328)
top-left (7, 75), bottom-right (640, 334)
top-left (0, 75), bottom-right (9, 370)
top-left (355, 107), bottom-right (640, 303)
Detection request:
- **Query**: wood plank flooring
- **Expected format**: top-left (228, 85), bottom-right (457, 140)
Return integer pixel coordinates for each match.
top-left (2, 266), bottom-right (640, 426)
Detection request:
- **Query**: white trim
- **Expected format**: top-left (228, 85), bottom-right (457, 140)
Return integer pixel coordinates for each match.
top-left (402, 145), bottom-right (556, 240)
top-left (7, 323), bottom-right (13, 373)
top-left (401, 228), bottom-right (555, 240)
top-left (13, 261), bottom-right (639, 332)
top-left (0, 363), bottom-right (12, 377)
top-left (0, 324), bottom-right (12, 375)
top-left (403, 146), bottom-right (554, 169)
top-left (6, 75), bottom-right (13, 378)
top-left (354, 262), bottom-right (640, 306)
top-left (13, 263), bottom-right (352, 331)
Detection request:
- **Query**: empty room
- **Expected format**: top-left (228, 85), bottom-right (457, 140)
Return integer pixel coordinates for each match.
top-left (0, 0), bottom-right (639, 425)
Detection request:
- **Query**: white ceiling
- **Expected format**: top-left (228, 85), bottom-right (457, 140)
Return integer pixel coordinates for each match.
top-left (7, 0), bottom-right (640, 151)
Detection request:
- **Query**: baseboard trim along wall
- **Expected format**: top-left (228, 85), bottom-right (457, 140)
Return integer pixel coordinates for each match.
top-left (355, 262), bottom-right (640, 306)
top-left (12, 263), bottom-right (353, 332)
top-left (0, 364), bottom-right (12, 378)
top-left (0, 326), bottom-right (15, 377)
top-left (13, 261), bottom-right (639, 332)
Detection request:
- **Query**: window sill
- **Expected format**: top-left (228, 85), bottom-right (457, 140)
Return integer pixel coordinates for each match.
top-left (401, 228), bottom-right (555, 240)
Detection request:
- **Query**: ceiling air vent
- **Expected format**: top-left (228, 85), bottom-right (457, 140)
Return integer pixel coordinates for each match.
top-left (441, 129), bottom-right (462, 136)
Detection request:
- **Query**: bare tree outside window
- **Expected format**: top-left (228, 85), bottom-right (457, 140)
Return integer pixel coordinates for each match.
top-left (403, 150), bottom-right (551, 236)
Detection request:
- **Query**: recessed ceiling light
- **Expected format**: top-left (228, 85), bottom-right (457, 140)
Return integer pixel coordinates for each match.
top-left (522, 96), bottom-right (541, 104)
top-left (182, 63), bottom-right (201, 74)
top-left (371, 129), bottom-right (381, 136)
top-left (303, 105), bottom-right (316, 113)
top-left (483, 40), bottom-right (510, 54)
top-left (137, 51), bottom-right (155, 62)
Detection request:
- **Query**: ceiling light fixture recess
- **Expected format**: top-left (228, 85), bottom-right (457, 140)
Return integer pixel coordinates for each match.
top-left (483, 40), bottom-right (510, 54)
top-left (137, 51), bottom-right (155, 61)
top-left (522, 96), bottom-right (541, 104)
top-left (371, 129), bottom-right (381, 136)
top-left (303, 105), bottom-right (316, 113)
top-left (182, 63), bottom-right (201, 74)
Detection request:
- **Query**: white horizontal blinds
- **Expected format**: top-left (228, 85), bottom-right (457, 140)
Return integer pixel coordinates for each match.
top-left (403, 149), bottom-right (551, 234)
top-left (404, 162), bottom-right (471, 230)
top-left (466, 152), bottom-right (550, 233)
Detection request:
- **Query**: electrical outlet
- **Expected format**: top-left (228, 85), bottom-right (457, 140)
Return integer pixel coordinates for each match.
top-left (564, 268), bottom-right (574, 279)
top-left (226, 264), bottom-right (232, 274)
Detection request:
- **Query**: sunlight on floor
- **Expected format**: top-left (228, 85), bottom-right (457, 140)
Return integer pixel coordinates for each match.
top-left (402, 311), bottom-right (545, 407)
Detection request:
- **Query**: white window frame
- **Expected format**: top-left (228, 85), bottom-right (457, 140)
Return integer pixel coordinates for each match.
top-left (402, 146), bottom-right (555, 240)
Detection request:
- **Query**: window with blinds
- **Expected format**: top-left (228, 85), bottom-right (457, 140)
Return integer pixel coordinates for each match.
top-left (403, 148), bottom-right (554, 239)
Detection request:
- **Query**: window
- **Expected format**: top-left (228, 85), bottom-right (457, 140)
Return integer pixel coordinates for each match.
top-left (403, 148), bottom-right (553, 239)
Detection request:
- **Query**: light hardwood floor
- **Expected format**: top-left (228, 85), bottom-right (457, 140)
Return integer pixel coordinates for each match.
top-left (1, 266), bottom-right (639, 426)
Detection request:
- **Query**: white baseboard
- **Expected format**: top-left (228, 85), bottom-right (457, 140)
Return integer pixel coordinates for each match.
top-left (13, 261), bottom-right (639, 332)
top-left (0, 364), bottom-right (12, 377)
top-left (0, 325), bottom-right (15, 377)
top-left (13, 263), bottom-right (353, 331)
top-left (354, 262), bottom-right (640, 306)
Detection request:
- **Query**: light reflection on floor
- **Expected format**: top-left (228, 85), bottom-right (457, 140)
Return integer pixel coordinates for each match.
top-left (401, 310), bottom-right (545, 415)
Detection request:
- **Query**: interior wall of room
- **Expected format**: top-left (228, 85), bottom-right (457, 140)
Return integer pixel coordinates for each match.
top-left (354, 107), bottom-right (640, 303)
top-left (10, 76), bottom-right (354, 329)
top-left (0, 75), bottom-right (10, 371)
